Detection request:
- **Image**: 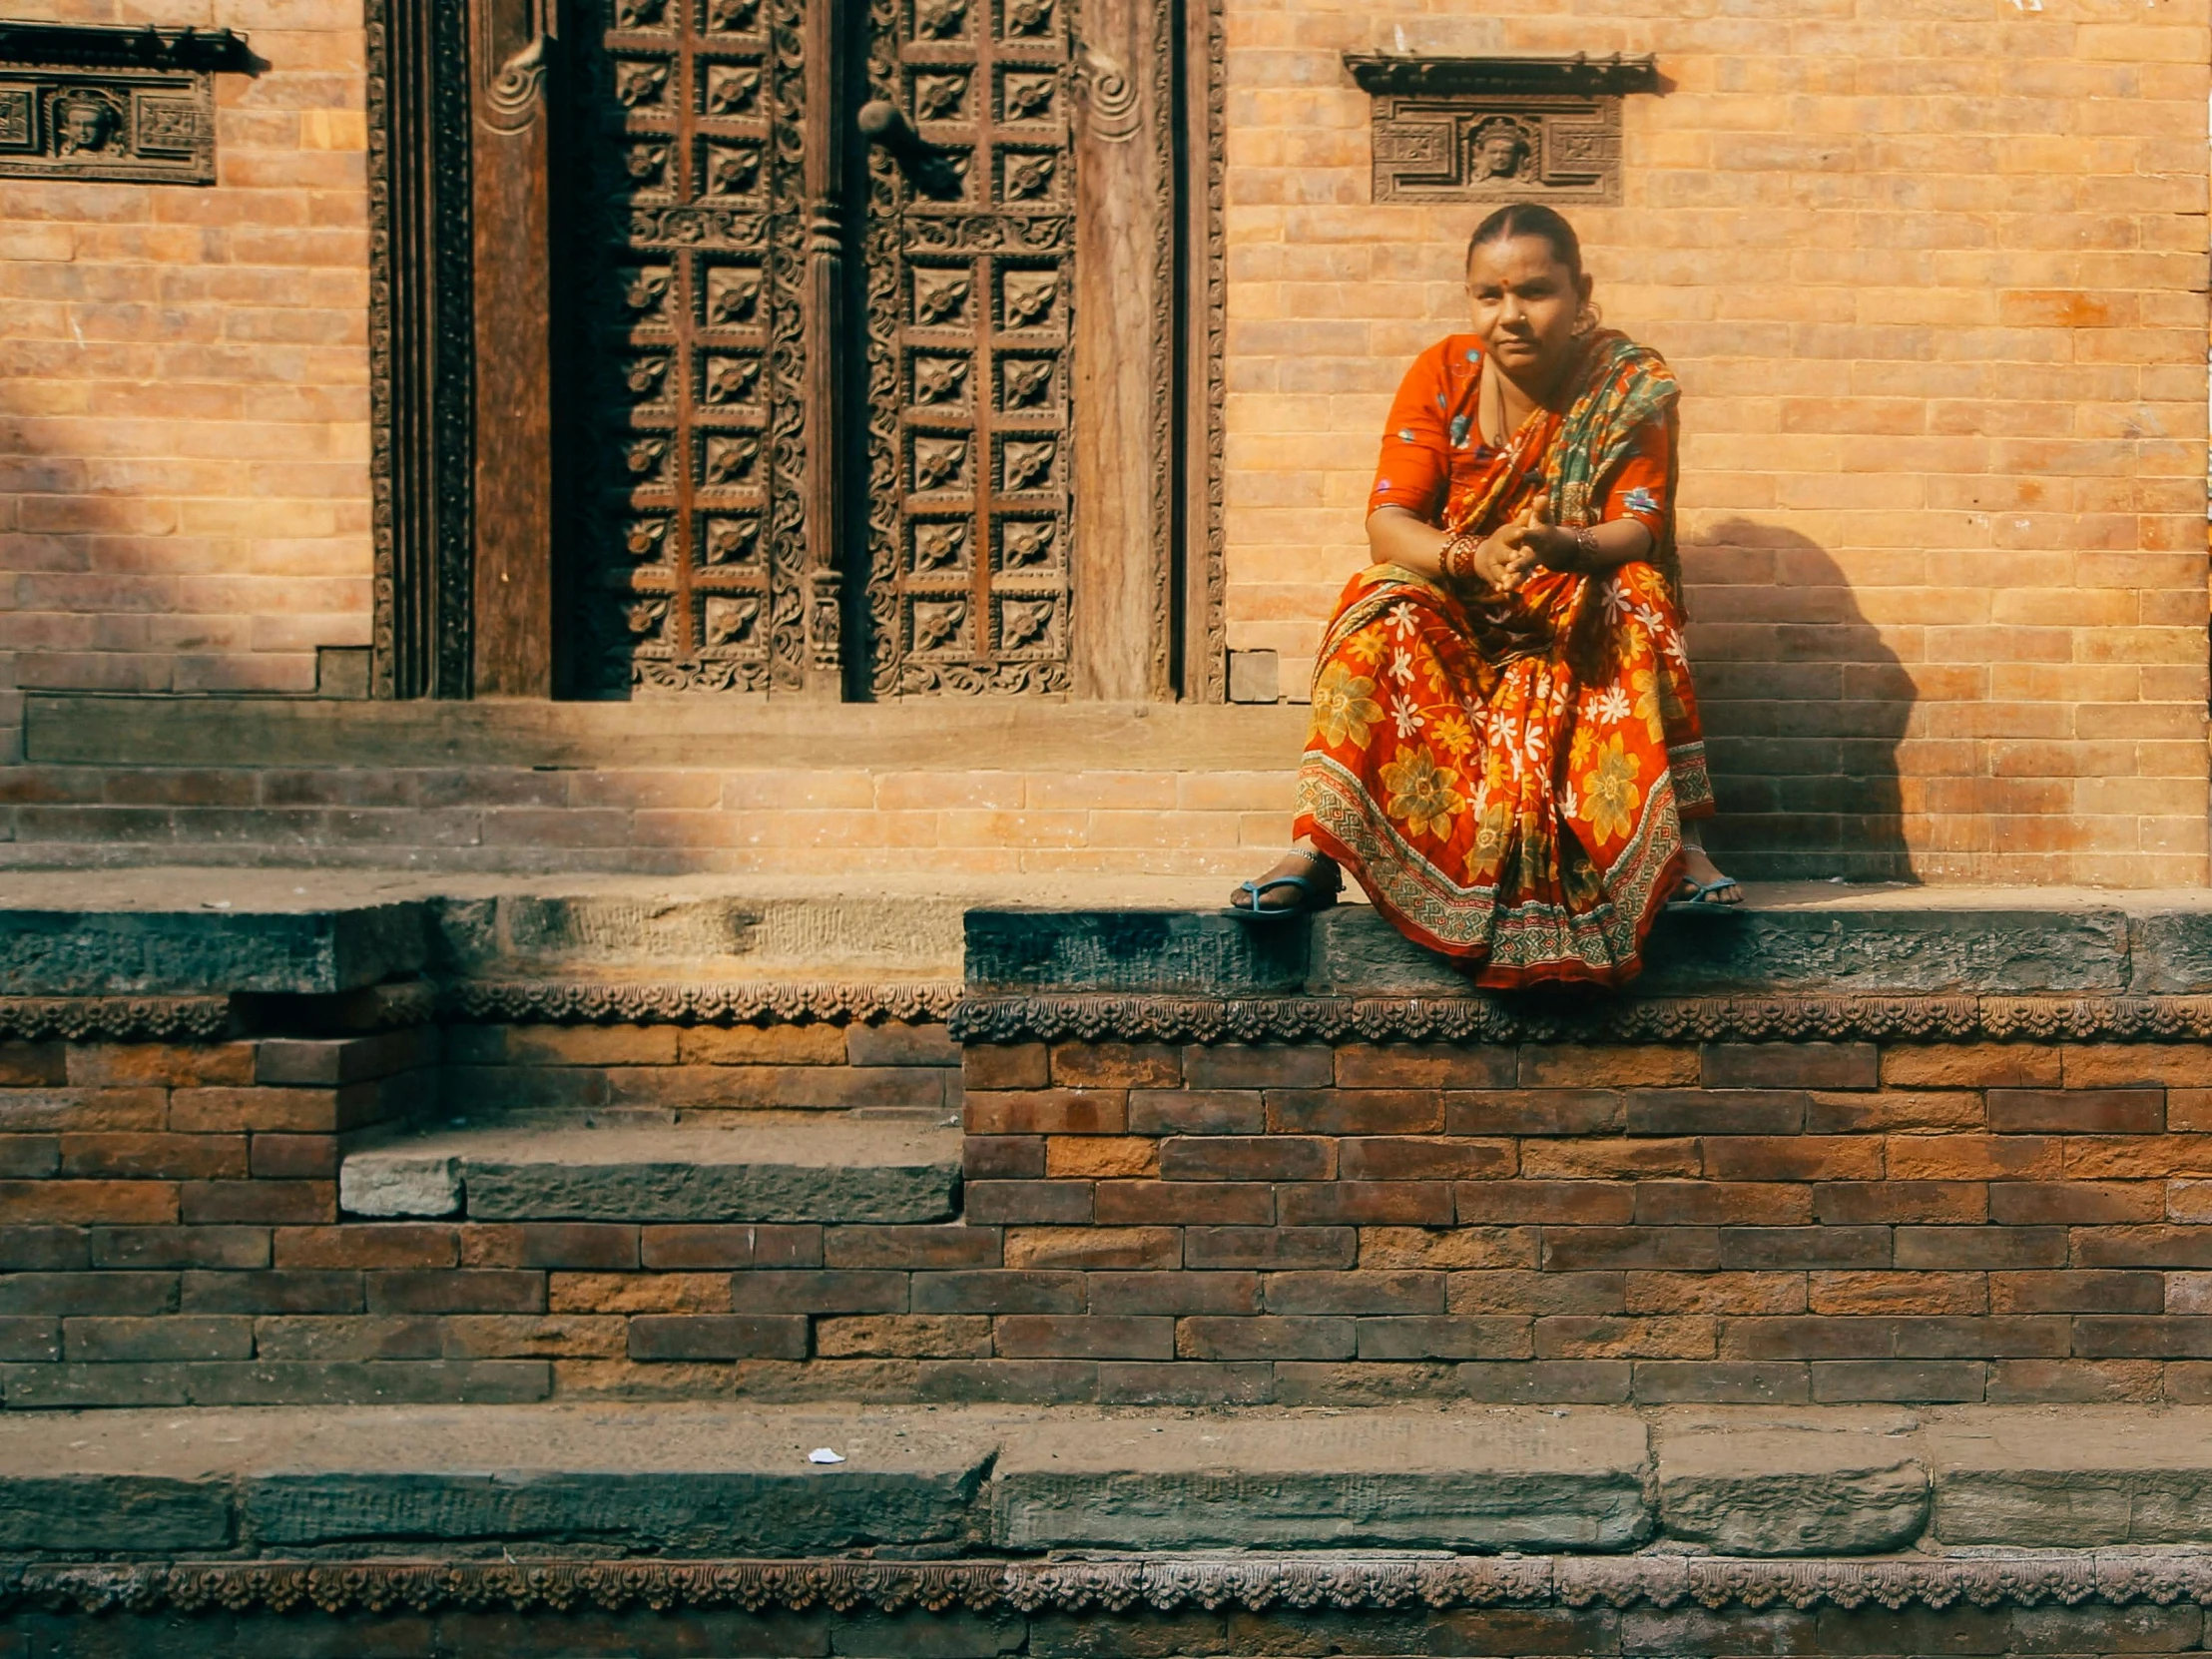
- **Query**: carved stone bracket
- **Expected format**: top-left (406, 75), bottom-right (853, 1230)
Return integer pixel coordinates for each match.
top-left (0, 20), bottom-right (256, 185)
top-left (1344, 53), bottom-right (1659, 207)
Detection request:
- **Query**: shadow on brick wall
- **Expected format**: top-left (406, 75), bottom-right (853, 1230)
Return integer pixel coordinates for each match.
top-left (1682, 519), bottom-right (1915, 883)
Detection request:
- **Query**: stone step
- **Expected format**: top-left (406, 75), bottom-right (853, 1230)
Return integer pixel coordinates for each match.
top-left (340, 1110), bottom-right (963, 1224)
top-left (5, 1402), bottom-right (2208, 1560)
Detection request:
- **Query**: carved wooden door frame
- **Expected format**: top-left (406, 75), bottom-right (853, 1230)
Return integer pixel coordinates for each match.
top-left (364, 0), bottom-right (1225, 701)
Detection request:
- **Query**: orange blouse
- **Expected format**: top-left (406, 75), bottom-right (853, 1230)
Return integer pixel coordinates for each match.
top-left (1367, 333), bottom-right (1671, 539)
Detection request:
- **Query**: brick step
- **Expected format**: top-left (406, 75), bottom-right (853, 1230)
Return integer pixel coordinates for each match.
top-left (340, 1110), bottom-right (962, 1225)
top-left (4, 1401), bottom-right (2204, 1560)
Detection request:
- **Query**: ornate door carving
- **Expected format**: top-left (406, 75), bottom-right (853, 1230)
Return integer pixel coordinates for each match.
top-left (855, 0), bottom-right (1077, 696)
top-left (556, 0), bottom-right (814, 695)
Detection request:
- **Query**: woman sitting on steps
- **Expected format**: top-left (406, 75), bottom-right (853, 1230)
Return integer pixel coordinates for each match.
top-left (1228, 203), bottom-right (1741, 988)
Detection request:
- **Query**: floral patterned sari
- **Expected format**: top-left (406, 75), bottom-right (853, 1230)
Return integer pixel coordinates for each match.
top-left (1293, 329), bottom-right (1713, 989)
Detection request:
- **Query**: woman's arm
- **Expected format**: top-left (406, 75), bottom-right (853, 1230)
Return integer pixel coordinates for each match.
top-left (1368, 505), bottom-right (1535, 591)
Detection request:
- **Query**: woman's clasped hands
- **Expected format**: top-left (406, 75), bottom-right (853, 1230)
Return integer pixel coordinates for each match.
top-left (1463, 498), bottom-right (1560, 593)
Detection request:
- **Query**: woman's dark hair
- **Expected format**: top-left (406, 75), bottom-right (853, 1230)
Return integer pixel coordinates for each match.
top-left (1466, 203), bottom-right (1583, 280)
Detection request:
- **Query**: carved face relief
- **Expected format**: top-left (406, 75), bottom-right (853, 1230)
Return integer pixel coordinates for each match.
top-left (706, 267), bottom-right (763, 324)
top-left (1001, 73), bottom-right (1056, 121)
top-left (1000, 357), bottom-right (1052, 409)
top-left (1471, 118), bottom-right (1531, 181)
top-left (912, 355), bottom-right (970, 405)
top-left (702, 516), bottom-right (762, 564)
top-left (913, 521), bottom-right (969, 572)
top-left (1000, 152), bottom-right (1056, 202)
top-left (911, 599), bottom-right (970, 654)
top-left (1003, 0), bottom-right (1054, 36)
top-left (705, 144), bottom-right (763, 197)
top-left (54, 93), bottom-right (118, 157)
top-left (624, 436), bottom-right (671, 480)
top-left (1000, 596), bottom-right (1056, 652)
top-left (624, 517), bottom-right (670, 559)
top-left (702, 595), bottom-right (762, 648)
top-left (913, 73), bottom-right (968, 121)
top-left (704, 354), bottom-right (762, 405)
top-left (914, 0), bottom-right (969, 39)
top-left (706, 0), bottom-right (761, 31)
top-left (1002, 272), bottom-right (1057, 328)
top-left (1001, 438), bottom-right (1055, 492)
top-left (912, 272), bottom-right (971, 326)
top-left (623, 266), bottom-right (674, 320)
top-left (1000, 518), bottom-right (1056, 569)
top-left (912, 436), bottom-right (969, 492)
top-left (614, 60), bottom-right (670, 108)
top-left (705, 65), bottom-right (762, 115)
top-left (703, 434), bottom-right (762, 485)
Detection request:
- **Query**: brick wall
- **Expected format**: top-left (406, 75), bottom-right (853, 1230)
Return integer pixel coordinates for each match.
top-left (1221, 0), bottom-right (2212, 883)
top-left (19, 1017), bottom-right (2212, 1407)
top-left (0, 0), bottom-right (372, 740)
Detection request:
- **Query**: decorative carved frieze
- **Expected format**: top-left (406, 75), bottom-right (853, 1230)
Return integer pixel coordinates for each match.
top-left (10, 1550), bottom-right (2212, 1619)
top-left (0, 995), bottom-right (230, 1043)
top-left (0, 21), bottom-right (252, 185)
top-left (443, 977), bottom-right (962, 1025)
top-left (1344, 53), bottom-right (1658, 207)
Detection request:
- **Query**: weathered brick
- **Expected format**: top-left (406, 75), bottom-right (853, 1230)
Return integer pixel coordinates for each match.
top-left (1356, 1315), bottom-right (1532, 1361)
top-left (0, 1043), bottom-right (66, 1088)
top-left (962, 1042), bottom-right (1048, 1090)
top-left (963, 1089), bottom-right (1126, 1135)
top-left (815, 1315), bottom-right (991, 1358)
top-left (0, 1178), bottom-right (177, 1225)
top-left (63, 1315), bottom-right (254, 1362)
top-left (1986, 1358), bottom-right (2164, 1403)
top-left (1266, 1088), bottom-right (1441, 1135)
top-left (257, 1029), bottom-right (435, 1086)
top-left (1882, 1045), bottom-right (2059, 1089)
top-left (1004, 1226), bottom-right (1176, 1271)
top-left (1895, 1226), bottom-right (2068, 1270)
top-left (1095, 1361), bottom-right (1274, 1405)
top-left (179, 1269), bottom-right (359, 1315)
top-left (66, 1045), bottom-right (249, 1089)
top-left (1335, 1044), bottom-right (1516, 1089)
top-left (1044, 1136), bottom-right (1159, 1179)
top-left (1536, 1314), bottom-right (1718, 1361)
top-left (1992, 1269), bottom-right (2161, 1314)
top-left (1544, 1228), bottom-right (1721, 1272)
top-left (1128, 1088), bottom-right (1266, 1136)
top-left (1277, 1181), bottom-right (1452, 1227)
top-left (0, 1224), bottom-right (89, 1271)
top-left (2073, 1317), bottom-right (2212, 1359)
top-left (1631, 1361), bottom-right (1811, 1405)
top-left (638, 1224), bottom-right (822, 1270)
top-left (2062, 1044), bottom-right (2212, 1088)
top-left (1703, 1136), bottom-right (1884, 1182)
top-left (1454, 1180), bottom-right (1634, 1225)
top-left (1809, 1271), bottom-right (1986, 1316)
top-left (1806, 1091), bottom-right (1984, 1135)
top-left (1519, 1139), bottom-right (1702, 1180)
top-left (253, 1316), bottom-right (445, 1362)
top-left (0, 1317), bottom-right (61, 1363)
top-left (1335, 1136), bottom-right (1513, 1182)
top-left (1887, 1135), bottom-right (2062, 1181)
top-left (963, 1136), bottom-right (1043, 1180)
top-left (1702, 1044), bottom-right (1878, 1091)
top-left (1264, 1271), bottom-right (1443, 1316)
top-left (1989, 1180), bottom-right (2161, 1224)
top-left (1988, 1088), bottom-right (2164, 1133)
top-left (169, 1084), bottom-right (381, 1134)
top-left (963, 1180), bottom-right (1095, 1225)
top-left (1363, 1227), bottom-right (1539, 1272)
top-left (0, 1135), bottom-right (57, 1177)
top-left (1814, 1181), bottom-right (1986, 1225)
top-left (628, 1315), bottom-right (809, 1361)
top-left (1718, 1227), bottom-right (1891, 1271)
top-left (843, 1022), bottom-right (959, 1068)
top-left (1445, 1089), bottom-right (1623, 1136)
top-left (1181, 1044), bottom-right (1332, 1090)
top-left (1633, 1182), bottom-right (1812, 1226)
top-left (727, 1270), bottom-right (904, 1314)
top-left (1625, 1271), bottom-right (1805, 1316)
top-left (1519, 1045), bottom-right (1699, 1088)
top-left (0, 1087), bottom-right (166, 1133)
top-left (995, 1315), bottom-right (1173, 1359)
top-left (825, 1225), bottom-right (1001, 1270)
top-left (249, 1134), bottom-right (341, 1180)
top-left (181, 1180), bottom-right (335, 1226)
top-left (1049, 1041), bottom-right (1181, 1088)
top-left (0, 1271), bottom-right (176, 1317)
top-left (548, 1272), bottom-right (729, 1314)
top-left (1177, 1315), bottom-right (1355, 1361)
top-left (1448, 1360), bottom-right (1632, 1404)
top-left (1087, 1271), bottom-right (1261, 1316)
top-left (1096, 1179), bottom-right (1272, 1226)
top-left (1626, 1089), bottom-right (1807, 1135)
top-left (1159, 1135), bottom-right (1334, 1181)
top-left (365, 1270), bottom-right (545, 1314)
top-left (910, 1270), bottom-right (1082, 1314)
top-left (678, 1025), bottom-right (845, 1066)
top-left (1184, 1226), bottom-right (1355, 1271)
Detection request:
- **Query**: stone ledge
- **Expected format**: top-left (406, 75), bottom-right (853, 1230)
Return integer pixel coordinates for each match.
top-left (13, 1405), bottom-right (2212, 1563)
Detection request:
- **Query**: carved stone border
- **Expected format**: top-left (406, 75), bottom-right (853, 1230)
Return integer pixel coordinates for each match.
top-left (952, 992), bottom-right (2212, 1046)
top-left (12, 1551), bottom-right (2212, 1618)
top-left (0, 997), bottom-right (230, 1042)
top-left (444, 978), bottom-right (964, 1025)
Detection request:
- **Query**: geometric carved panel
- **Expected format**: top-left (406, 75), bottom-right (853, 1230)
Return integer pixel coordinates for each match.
top-left (0, 19), bottom-right (232, 188)
top-left (558, 0), bottom-right (808, 695)
top-left (859, 0), bottom-right (1075, 696)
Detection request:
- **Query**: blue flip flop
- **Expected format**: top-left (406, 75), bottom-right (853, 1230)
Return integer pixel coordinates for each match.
top-left (1666, 875), bottom-right (1744, 914)
top-left (1225, 856), bottom-right (1340, 921)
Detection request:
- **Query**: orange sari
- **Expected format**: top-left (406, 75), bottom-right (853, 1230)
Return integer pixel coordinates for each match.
top-left (1293, 331), bottom-right (1713, 989)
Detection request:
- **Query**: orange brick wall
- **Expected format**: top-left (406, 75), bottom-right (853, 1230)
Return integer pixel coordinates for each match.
top-left (0, 0), bottom-right (372, 742)
top-left (1221, 0), bottom-right (2212, 883)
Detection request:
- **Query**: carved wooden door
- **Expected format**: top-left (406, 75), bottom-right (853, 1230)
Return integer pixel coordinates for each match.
top-left (853, 0), bottom-right (1077, 696)
top-left (555, 0), bottom-right (821, 696)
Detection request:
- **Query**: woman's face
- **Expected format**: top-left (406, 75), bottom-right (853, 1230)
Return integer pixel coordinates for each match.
top-left (1465, 235), bottom-right (1591, 384)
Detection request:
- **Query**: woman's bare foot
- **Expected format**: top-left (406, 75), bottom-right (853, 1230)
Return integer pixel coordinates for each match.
top-left (1675, 841), bottom-right (1743, 906)
top-left (1227, 845), bottom-right (1341, 915)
